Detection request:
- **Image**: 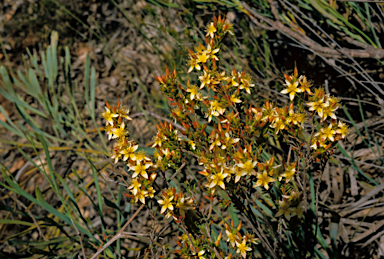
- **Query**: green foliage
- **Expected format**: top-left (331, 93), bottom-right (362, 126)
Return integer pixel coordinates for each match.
top-left (0, 32), bottom-right (117, 258)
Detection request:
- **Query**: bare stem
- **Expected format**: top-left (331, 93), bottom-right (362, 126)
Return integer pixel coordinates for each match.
top-left (242, 215), bottom-right (278, 259)
top-left (167, 162), bottom-right (186, 183)
top-left (179, 223), bottom-right (196, 254)
top-left (71, 218), bottom-right (86, 259)
top-left (204, 223), bottom-right (223, 259)
top-left (302, 114), bottom-right (316, 210)
top-left (90, 204), bottom-right (145, 259)
top-left (10, 195), bottom-right (48, 242)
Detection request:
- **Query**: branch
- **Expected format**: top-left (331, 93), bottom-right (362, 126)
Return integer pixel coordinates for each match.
top-left (243, 2), bottom-right (384, 59)
top-left (71, 218), bottom-right (86, 259)
top-left (90, 204), bottom-right (145, 259)
top-left (167, 162), bottom-right (186, 183)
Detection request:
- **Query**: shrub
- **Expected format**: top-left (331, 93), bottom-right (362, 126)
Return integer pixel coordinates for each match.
top-left (101, 15), bottom-right (347, 259)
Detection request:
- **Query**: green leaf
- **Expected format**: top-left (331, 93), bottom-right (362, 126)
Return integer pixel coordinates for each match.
top-left (0, 219), bottom-right (34, 227)
top-left (103, 196), bottom-right (122, 212)
top-left (35, 186), bottom-right (95, 241)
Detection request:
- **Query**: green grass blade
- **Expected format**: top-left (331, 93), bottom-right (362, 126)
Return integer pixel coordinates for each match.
top-left (0, 219), bottom-right (35, 227)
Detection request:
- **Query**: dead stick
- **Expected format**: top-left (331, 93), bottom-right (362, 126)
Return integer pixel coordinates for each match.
top-left (90, 204), bottom-right (145, 259)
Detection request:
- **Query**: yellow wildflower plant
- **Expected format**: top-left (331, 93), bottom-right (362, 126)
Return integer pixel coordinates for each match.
top-left (101, 15), bottom-right (348, 259)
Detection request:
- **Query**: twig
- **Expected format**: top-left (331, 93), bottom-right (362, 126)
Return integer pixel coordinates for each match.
top-left (242, 215), bottom-right (278, 259)
top-left (204, 223), bottom-right (223, 259)
top-left (280, 0), bottom-right (384, 96)
top-left (334, 155), bottom-right (384, 170)
top-left (302, 114), bottom-right (316, 210)
top-left (181, 148), bottom-right (200, 159)
top-left (71, 218), bottom-right (86, 259)
top-left (153, 221), bottom-right (172, 244)
top-left (243, 1), bottom-right (384, 59)
top-left (9, 195), bottom-right (48, 242)
top-left (179, 223), bottom-right (197, 254)
top-left (121, 232), bottom-right (156, 237)
top-left (149, 209), bottom-right (156, 258)
top-left (100, 172), bottom-right (127, 187)
top-left (247, 197), bottom-right (280, 250)
top-left (90, 204), bottom-right (145, 259)
top-left (167, 162), bottom-right (186, 183)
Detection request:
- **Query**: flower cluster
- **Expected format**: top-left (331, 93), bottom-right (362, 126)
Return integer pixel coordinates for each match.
top-left (225, 222), bottom-right (259, 258)
top-left (279, 72), bottom-right (348, 153)
top-left (157, 187), bottom-right (194, 219)
top-left (102, 101), bottom-right (156, 204)
top-left (275, 189), bottom-right (305, 220)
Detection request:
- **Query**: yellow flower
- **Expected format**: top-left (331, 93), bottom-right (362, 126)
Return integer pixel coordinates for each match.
top-left (130, 162), bottom-right (151, 179)
top-left (275, 200), bottom-right (293, 220)
top-left (287, 109), bottom-right (305, 126)
top-left (197, 250), bottom-right (206, 259)
top-left (307, 98), bottom-right (329, 118)
top-left (104, 124), bottom-right (114, 140)
top-left (223, 21), bottom-right (234, 35)
top-left (121, 142), bottom-right (138, 161)
top-left (186, 84), bottom-right (200, 100)
top-left (117, 106), bottom-right (133, 121)
top-left (221, 132), bottom-right (240, 149)
top-left (209, 168), bottom-right (228, 189)
top-left (146, 186), bottom-right (155, 198)
top-left (270, 119), bottom-right (285, 134)
top-left (135, 188), bottom-right (147, 204)
top-left (226, 229), bottom-right (237, 247)
top-left (319, 124), bottom-right (336, 142)
top-left (161, 148), bottom-right (171, 157)
top-left (336, 121), bottom-right (348, 139)
top-left (102, 107), bottom-right (118, 126)
top-left (112, 122), bottom-right (128, 139)
top-left (322, 105), bottom-right (337, 120)
top-left (310, 135), bottom-right (327, 150)
top-left (131, 151), bottom-right (152, 163)
top-left (151, 136), bottom-right (162, 148)
top-left (199, 71), bottom-right (211, 89)
top-left (206, 22), bottom-right (217, 38)
top-left (244, 232), bottom-right (259, 244)
top-left (236, 239), bottom-right (252, 258)
top-left (292, 202), bottom-right (305, 219)
top-left (210, 100), bottom-right (226, 115)
top-left (298, 76), bottom-right (313, 94)
top-left (158, 197), bottom-right (174, 214)
top-left (239, 74), bottom-right (254, 94)
top-left (238, 160), bottom-right (257, 176)
top-left (111, 147), bottom-right (122, 163)
top-left (282, 167), bottom-right (296, 183)
top-left (206, 44), bottom-right (220, 61)
top-left (254, 170), bottom-right (276, 190)
top-left (234, 165), bottom-right (247, 183)
top-left (196, 51), bottom-right (209, 63)
top-left (215, 70), bottom-right (229, 81)
top-left (281, 80), bottom-right (302, 101)
top-left (230, 94), bottom-right (242, 104)
top-left (230, 73), bottom-right (239, 87)
top-left (189, 140), bottom-right (196, 150)
top-left (209, 134), bottom-right (221, 151)
top-left (128, 178), bottom-right (141, 195)
top-left (176, 197), bottom-right (194, 215)
top-left (187, 56), bottom-right (201, 73)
